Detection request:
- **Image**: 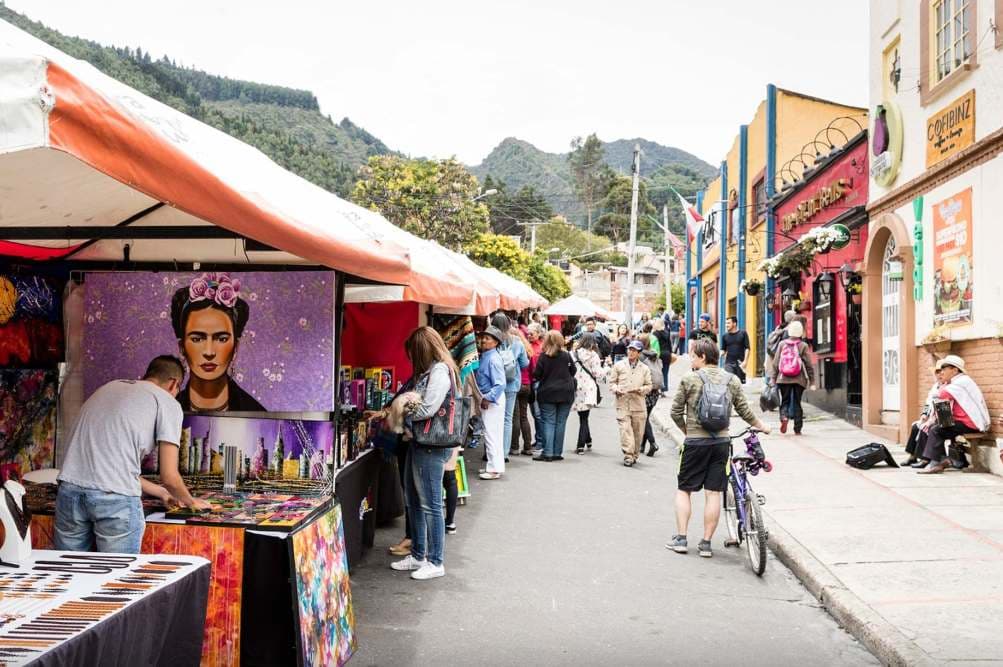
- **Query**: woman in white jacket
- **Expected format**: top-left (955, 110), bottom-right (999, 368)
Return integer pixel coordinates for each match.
top-left (572, 335), bottom-right (606, 454)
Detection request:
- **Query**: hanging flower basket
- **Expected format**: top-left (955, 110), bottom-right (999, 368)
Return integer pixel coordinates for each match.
top-left (757, 246), bottom-right (814, 279)
top-left (847, 279), bottom-right (863, 305)
top-left (921, 326), bottom-right (953, 353)
top-left (740, 278), bottom-right (763, 296)
top-left (850, 293), bottom-right (862, 305)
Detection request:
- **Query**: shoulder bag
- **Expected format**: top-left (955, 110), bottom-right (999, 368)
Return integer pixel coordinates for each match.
top-left (575, 350), bottom-right (602, 405)
top-left (412, 369), bottom-right (472, 447)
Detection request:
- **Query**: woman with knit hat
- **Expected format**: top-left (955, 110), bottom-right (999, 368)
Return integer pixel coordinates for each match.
top-left (769, 319), bottom-right (816, 435)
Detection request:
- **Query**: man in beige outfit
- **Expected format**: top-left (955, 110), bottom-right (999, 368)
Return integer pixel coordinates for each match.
top-left (609, 340), bottom-right (653, 467)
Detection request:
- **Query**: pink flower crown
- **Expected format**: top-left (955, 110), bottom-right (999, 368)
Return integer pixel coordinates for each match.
top-left (188, 272), bottom-right (241, 309)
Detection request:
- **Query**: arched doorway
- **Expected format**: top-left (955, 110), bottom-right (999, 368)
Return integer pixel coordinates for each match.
top-left (881, 236), bottom-right (900, 423)
top-left (862, 212), bottom-right (916, 443)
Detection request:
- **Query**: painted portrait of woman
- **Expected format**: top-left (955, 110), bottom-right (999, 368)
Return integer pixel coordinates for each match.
top-left (170, 273), bottom-right (265, 412)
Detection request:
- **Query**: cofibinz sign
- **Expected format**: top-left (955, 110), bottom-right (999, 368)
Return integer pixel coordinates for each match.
top-left (926, 89), bottom-right (975, 168)
top-left (781, 179), bottom-right (850, 233)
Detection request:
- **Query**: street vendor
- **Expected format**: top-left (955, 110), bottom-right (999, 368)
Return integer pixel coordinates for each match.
top-left (55, 356), bottom-right (210, 553)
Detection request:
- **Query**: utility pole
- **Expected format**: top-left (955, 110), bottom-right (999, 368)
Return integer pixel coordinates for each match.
top-left (624, 144), bottom-right (641, 327)
top-left (518, 220), bottom-right (548, 254)
top-left (662, 204), bottom-right (673, 314)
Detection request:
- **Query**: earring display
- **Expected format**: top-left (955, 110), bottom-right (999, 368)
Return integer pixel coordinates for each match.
top-left (0, 552), bottom-right (206, 664)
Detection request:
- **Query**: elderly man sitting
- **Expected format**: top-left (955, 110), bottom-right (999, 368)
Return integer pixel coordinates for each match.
top-left (918, 355), bottom-right (991, 474)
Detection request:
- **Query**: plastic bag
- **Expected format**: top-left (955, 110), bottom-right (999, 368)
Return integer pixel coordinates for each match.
top-left (760, 382), bottom-right (781, 412)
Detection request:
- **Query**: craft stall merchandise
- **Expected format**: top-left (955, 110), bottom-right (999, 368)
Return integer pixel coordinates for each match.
top-left (0, 552), bottom-right (209, 665)
top-left (0, 269), bottom-right (367, 666)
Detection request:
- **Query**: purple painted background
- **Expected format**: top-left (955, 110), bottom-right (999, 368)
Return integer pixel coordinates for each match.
top-left (83, 271), bottom-right (335, 412)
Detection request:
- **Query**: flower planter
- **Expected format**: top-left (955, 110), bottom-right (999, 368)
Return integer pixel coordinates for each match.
top-left (744, 284), bottom-right (761, 296)
top-left (922, 339), bottom-right (952, 354)
top-left (850, 293), bottom-right (862, 305)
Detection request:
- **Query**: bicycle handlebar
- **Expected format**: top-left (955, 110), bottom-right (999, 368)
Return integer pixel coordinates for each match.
top-left (728, 427), bottom-right (763, 439)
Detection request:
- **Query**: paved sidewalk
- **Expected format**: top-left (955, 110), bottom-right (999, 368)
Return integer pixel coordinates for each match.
top-left (652, 372), bottom-right (1003, 666)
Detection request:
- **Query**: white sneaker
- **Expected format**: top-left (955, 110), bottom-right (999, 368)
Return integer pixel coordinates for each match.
top-left (390, 555), bottom-right (426, 571)
top-left (411, 563), bottom-right (445, 580)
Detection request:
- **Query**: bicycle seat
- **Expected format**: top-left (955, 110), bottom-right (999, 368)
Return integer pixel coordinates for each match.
top-left (732, 453), bottom-right (755, 462)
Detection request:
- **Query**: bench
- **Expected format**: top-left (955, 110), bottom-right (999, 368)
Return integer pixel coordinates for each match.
top-left (949, 433), bottom-right (996, 473)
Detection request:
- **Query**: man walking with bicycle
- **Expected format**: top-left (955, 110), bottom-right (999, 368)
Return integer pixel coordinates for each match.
top-left (666, 339), bottom-right (770, 558)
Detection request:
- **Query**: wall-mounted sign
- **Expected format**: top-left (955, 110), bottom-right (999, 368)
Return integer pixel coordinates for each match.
top-left (926, 89), bottom-right (975, 169)
top-left (871, 101), bottom-right (903, 187)
top-left (781, 179), bottom-right (851, 232)
top-left (830, 223), bottom-right (851, 249)
top-left (932, 188), bottom-right (973, 326)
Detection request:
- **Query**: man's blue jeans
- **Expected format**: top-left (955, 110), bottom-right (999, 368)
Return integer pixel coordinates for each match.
top-left (54, 482), bottom-right (145, 553)
top-left (405, 445), bottom-right (453, 566)
top-left (539, 402), bottom-right (572, 458)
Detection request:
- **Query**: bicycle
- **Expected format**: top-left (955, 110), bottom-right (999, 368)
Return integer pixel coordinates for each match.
top-left (721, 427), bottom-right (773, 576)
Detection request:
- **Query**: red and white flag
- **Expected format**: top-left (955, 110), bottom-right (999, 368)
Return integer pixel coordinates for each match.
top-left (674, 190), bottom-right (704, 242)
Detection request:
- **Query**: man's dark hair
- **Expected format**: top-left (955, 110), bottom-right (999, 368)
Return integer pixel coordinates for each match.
top-left (692, 339), bottom-right (719, 365)
top-left (585, 317), bottom-right (596, 324)
top-left (144, 355), bottom-right (185, 383)
top-left (726, 316), bottom-right (738, 326)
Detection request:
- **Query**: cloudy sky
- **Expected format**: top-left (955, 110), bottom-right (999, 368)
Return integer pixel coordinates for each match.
top-left (6, 0), bottom-right (869, 166)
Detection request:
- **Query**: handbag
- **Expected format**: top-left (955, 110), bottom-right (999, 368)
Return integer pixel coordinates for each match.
top-left (575, 350), bottom-right (602, 405)
top-left (412, 370), bottom-right (471, 447)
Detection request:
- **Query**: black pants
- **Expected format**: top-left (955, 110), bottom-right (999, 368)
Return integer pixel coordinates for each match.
top-left (905, 422), bottom-right (927, 458)
top-left (921, 423), bottom-right (969, 464)
top-left (442, 469), bottom-right (458, 526)
top-left (511, 384), bottom-right (533, 451)
top-left (396, 443), bottom-right (411, 540)
top-left (779, 384), bottom-right (805, 431)
top-left (642, 399), bottom-right (657, 448)
top-left (577, 410), bottom-right (592, 448)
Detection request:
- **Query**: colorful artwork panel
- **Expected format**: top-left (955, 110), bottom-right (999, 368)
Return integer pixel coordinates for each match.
top-left (0, 370), bottom-right (57, 472)
top-left (289, 503), bottom-right (356, 667)
top-left (143, 415), bottom-right (334, 480)
top-left (932, 188), bottom-right (974, 327)
top-left (0, 275), bottom-right (64, 368)
top-left (142, 522), bottom-right (245, 667)
top-left (164, 492), bottom-right (329, 531)
top-left (82, 271), bottom-right (335, 412)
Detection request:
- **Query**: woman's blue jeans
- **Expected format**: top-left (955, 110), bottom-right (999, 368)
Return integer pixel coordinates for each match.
top-left (539, 402), bottom-right (572, 458)
top-left (503, 389), bottom-right (518, 453)
top-left (405, 445), bottom-right (453, 566)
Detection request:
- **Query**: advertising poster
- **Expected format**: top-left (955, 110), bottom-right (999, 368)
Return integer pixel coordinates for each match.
top-left (83, 271), bottom-right (335, 412)
top-left (932, 188), bottom-right (974, 327)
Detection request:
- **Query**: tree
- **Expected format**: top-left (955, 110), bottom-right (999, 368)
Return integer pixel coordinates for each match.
top-left (568, 134), bottom-right (612, 237)
top-left (534, 217), bottom-right (623, 269)
top-left (352, 156), bottom-right (489, 248)
top-left (595, 175), bottom-right (657, 246)
top-left (656, 282), bottom-right (686, 315)
top-left (465, 233), bottom-right (571, 303)
top-left (645, 164), bottom-right (711, 236)
top-left (481, 178), bottom-right (554, 237)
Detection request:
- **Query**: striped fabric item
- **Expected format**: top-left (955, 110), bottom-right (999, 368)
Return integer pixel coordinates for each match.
top-left (434, 315), bottom-right (480, 384)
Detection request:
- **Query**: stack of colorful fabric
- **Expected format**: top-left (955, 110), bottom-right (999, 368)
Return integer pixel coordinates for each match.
top-left (433, 315), bottom-right (480, 384)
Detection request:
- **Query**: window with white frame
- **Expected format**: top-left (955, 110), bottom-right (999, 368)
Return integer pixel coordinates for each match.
top-left (934, 0), bottom-right (972, 81)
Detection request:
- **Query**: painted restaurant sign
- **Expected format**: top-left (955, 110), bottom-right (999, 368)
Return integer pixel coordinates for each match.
top-left (926, 89), bottom-right (975, 169)
top-left (781, 179), bottom-right (851, 232)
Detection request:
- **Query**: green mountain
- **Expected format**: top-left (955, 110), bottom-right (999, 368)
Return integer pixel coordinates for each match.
top-left (0, 5), bottom-right (392, 197)
top-left (470, 137), bottom-right (715, 227)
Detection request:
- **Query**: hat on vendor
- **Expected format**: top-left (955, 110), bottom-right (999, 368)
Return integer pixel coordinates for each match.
top-left (482, 326), bottom-right (506, 344)
top-left (935, 354), bottom-right (966, 373)
top-left (627, 340), bottom-right (644, 351)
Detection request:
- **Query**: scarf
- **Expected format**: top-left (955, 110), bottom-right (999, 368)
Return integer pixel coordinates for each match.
top-left (944, 374), bottom-right (990, 432)
top-left (433, 315), bottom-right (480, 384)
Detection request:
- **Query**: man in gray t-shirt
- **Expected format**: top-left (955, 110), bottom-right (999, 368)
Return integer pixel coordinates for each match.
top-left (56, 356), bottom-right (209, 553)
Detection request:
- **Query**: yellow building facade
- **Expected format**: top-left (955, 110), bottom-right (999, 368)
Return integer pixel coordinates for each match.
top-left (686, 86), bottom-right (865, 373)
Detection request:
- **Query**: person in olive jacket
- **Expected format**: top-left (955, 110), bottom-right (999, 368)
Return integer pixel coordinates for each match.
top-left (532, 330), bottom-right (578, 461)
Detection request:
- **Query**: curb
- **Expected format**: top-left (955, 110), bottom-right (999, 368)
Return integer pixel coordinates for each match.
top-left (649, 409), bottom-right (936, 667)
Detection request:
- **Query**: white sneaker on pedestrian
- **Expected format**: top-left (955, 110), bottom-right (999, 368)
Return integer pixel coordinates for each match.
top-left (390, 555), bottom-right (426, 571)
top-left (411, 562), bottom-right (445, 580)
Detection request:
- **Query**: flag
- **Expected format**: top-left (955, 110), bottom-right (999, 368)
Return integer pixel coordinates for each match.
top-left (671, 188), bottom-right (704, 242)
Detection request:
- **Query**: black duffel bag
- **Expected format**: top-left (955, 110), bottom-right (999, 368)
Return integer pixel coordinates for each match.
top-left (845, 443), bottom-right (899, 470)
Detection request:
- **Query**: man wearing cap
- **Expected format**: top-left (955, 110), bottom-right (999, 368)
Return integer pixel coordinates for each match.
top-left (688, 314), bottom-right (717, 354)
top-left (475, 327), bottom-right (508, 480)
top-left (609, 340), bottom-right (653, 467)
top-left (918, 355), bottom-right (991, 474)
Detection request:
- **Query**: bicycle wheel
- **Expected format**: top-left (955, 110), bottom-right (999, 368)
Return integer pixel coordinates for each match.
top-left (723, 477), bottom-right (741, 547)
top-left (743, 482), bottom-right (768, 576)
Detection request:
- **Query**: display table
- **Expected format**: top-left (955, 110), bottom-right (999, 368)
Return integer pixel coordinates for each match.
top-left (0, 551), bottom-right (209, 666)
top-left (30, 499), bottom-right (357, 667)
top-left (334, 448), bottom-right (382, 567)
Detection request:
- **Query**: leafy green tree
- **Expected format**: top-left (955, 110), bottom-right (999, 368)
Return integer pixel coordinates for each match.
top-left (568, 134), bottom-right (613, 237)
top-left (533, 217), bottom-right (623, 269)
top-left (481, 177), bottom-right (554, 237)
top-left (465, 234), bottom-right (570, 302)
top-left (595, 175), bottom-right (657, 246)
top-left (645, 164), bottom-right (711, 236)
top-left (655, 283), bottom-right (686, 315)
top-left (352, 156), bottom-right (489, 248)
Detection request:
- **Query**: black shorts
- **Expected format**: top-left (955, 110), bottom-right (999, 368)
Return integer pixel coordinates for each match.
top-left (677, 440), bottom-right (730, 492)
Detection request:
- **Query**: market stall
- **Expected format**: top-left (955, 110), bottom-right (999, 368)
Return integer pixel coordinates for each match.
top-left (0, 551), bottom-right (209, 666)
